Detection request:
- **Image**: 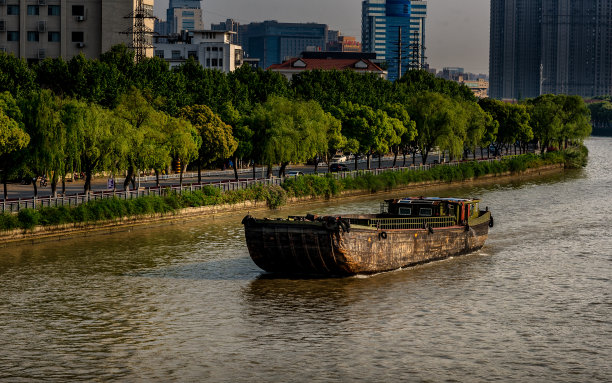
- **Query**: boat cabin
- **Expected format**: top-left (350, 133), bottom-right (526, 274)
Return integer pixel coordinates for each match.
top-left (383, 197), bottom-right (480, 223)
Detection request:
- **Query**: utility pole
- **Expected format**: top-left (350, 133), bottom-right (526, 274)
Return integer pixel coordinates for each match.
top-left (122, 0), bottom-right (156, 63)
top-left (408, 30), bottom-right (427, 71)
top-left (397, 27), bottom-right (403, 79)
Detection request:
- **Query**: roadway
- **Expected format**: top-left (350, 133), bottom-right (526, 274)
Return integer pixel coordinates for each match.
top-left (1, 153), bottom-right (451, 200)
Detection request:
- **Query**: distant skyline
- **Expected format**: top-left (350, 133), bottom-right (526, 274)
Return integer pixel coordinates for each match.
top-left (154, 0), bottom-right (490, 74)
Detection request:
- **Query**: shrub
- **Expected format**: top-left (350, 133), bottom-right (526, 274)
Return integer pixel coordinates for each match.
top-left (265, 185), bottom-right (287, 209)
top-left (0, 213), bottom-right (19, 231)
top-left (17, 209), bottom-right (40, 230)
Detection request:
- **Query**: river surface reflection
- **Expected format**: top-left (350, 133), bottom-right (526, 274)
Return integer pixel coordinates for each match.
top-left (1, 138), bottom-right (610, 382)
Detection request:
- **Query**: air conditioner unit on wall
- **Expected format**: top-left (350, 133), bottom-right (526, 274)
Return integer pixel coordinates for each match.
top-left (75, 15), bottom-right (85, 22)
top-left (38, 21), bottom-right (47, 32)
top-left (38, 0), bottom-right (46, 5)
top-left (38, 49), bottom-right (46, 59)
top-left (77, 42), bottom-right (85, 48)
top-left (0, 20), bottom-right (5, 32)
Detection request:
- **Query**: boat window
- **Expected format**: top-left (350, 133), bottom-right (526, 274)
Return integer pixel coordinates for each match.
top-left (419, 208), bottom-right (432, 216)
top-left (398, 207), bottom-right (412, 216)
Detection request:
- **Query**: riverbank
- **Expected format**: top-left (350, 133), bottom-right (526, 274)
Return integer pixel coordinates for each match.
top-left (0, 163), bottom-right (565, 247)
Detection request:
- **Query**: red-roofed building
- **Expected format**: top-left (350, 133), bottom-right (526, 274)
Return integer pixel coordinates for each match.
top-left (267, 57), bottom-right (387, 81)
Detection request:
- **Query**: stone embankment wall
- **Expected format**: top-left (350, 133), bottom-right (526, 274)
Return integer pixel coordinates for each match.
top-left (0, 164), bottom-right (564, 247)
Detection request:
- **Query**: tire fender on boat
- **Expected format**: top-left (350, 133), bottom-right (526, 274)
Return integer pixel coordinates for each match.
top-left (379, 231), bottom-right (387, 240)
top-left (489, 216), bottom-right (494, 228)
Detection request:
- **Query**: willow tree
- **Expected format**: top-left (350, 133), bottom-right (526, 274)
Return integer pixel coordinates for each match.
top-left (19, 89), bottom-right (64, 197)
top-left (157, 113), bottom-right (200, 187)
top-left (249, 97), bottom-right (335, 177)
top-left (115, 87), bottom-right (158, 190)
top-left (406, 92), bottom-right (465, 164)
top-left (179, 104), bottom-right (237, 184)
top-left (0, 108), bottom-right (30, 199)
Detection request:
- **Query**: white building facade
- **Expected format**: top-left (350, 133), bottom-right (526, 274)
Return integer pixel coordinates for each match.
top-left (154, 30), bottom-right (243, 72)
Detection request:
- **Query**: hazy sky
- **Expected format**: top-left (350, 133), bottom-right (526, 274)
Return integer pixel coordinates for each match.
top-left (154, 0), bottom-right (490, 74)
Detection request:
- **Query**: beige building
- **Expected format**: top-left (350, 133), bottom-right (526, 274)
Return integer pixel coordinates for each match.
top-left (0, 0), bottom-right (154, 62)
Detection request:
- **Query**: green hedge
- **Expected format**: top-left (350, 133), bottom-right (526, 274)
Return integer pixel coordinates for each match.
top-left (0, 149), bottom-right (583, 232)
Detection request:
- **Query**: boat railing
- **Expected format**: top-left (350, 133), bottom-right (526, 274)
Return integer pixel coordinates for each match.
top-left (347, 216), bottom-right (457, 230)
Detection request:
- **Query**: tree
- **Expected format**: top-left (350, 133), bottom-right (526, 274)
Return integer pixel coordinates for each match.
top-left (115, 87), bottom-right (159, 190)
top-left (394, 70), bottom-right (478, 103)
top-left (480, 98), bottom-right (531, 155)
top-left (526, 95), bottom-right (562, 153)
top-left (558, 95), bottom-right (591, 147)
top-left (331, 102), bottom-right (403, 170)
top-left (19, 90), bottom-right (63, 197)
top-left (159, 114), bottom-right (200, 187)
top-left (291, 69), bottom-right (393, 111)
top-left (62, 100), bottom-right (131, 193)
top-left (0, 52), bottom-right (37, 98)
top-left (461, 101), bottom-right (489, 160)
top-left (383, 103), bottom-right (417, 166)
top-left (179, 104), bottom-right (238, 183)
top-left (406, 92), bottom-right (463, 164)
top-left (219, 102), bottom-right (254, 180)
top-left (0, 92), bottom-right (30, 199)
top-left (248, 97), bottom-right (334, 177)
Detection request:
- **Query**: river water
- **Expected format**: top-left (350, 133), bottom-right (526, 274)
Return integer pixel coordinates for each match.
top-left (1, 138), bottom-right (610, 382)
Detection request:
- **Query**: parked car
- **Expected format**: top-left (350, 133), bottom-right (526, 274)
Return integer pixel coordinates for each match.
top-left (331, 154), bottom-right (347, 163)
top-left (330, 163), bottom-right (349, 172)
top-left (286, 171), bottom-right (305, 177)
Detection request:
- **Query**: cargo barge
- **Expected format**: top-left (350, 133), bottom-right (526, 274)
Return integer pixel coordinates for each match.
top-left (242, 197), bottom-right (493, 276)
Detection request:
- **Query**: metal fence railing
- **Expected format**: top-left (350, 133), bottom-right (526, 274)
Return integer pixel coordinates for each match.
top-left (0, 158), bottom-right (501, 214)
top-left (347, 216), bottom-right (457, 230)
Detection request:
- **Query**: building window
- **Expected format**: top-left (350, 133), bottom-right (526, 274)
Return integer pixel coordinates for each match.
top-left (27, 31), bottom-right (40, 42)
top-left (72, 5), bottom-right (85, 17)
top-left (219, 47), bottom-right (223, 52)
top-left (27, 6), bottom-right (40, 16)
top-left (212, 47), bottom-right (218, 52)
top-left (7, 5), bottom-right (19, 15)
top-left (48, 5), bottom-right (61, 16)
top-left (206, 47), bottom-right (211, 51)
top-left (187, 51), bottom-right (197, 59)
top-left (48, 32), bottom-right (60, 42)
top-left (171, 50), bottom-right (181, 59)
top-left (71, 31), bottom-right (84, 43)
top-left (212, 58), bottom-right (217, 66)
top-left (155, 50), bottom-right (164, 58)
top-left (7, 31), bottom-right (19, 42)
top-left (206, 58), bottom-right (210, 67)
top-left (218, 58), bottom-right (223, 67)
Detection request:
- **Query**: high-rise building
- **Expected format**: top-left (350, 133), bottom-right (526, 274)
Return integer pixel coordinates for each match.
top-left (164, 0), bottom-right (203, 35)
top-left (361, 0), bottom-right (427, 81)
top-left (541, 0), bottom-right (612, 97)
top-left (239, 21), bottom-right (328, 69)
top-left (0, 0), bottom-right (154, 61)
top-left (490, 0), bottom-right (612, 99)
top-left (489, 0), bottom-right (542, 100)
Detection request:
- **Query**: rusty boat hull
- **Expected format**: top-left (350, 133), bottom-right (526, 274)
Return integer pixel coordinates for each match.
top-left (243, 211), bottom-right (491, 276)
